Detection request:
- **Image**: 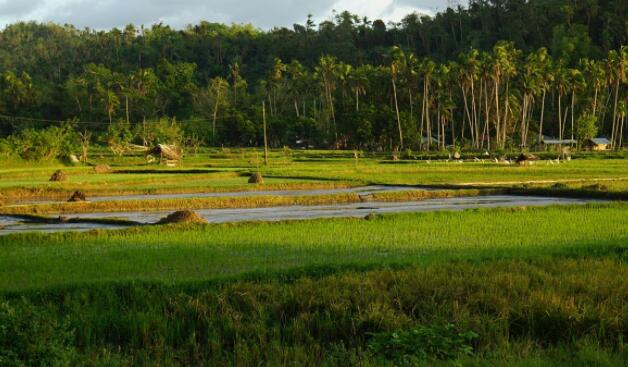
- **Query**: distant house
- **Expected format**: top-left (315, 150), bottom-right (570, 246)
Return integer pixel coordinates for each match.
top-left (540, 136), bottom-right (576, 150)
top-left (294, 139), bottom-right (314, 150)
top-left (585, 138), bottom-right (611, 151)
top-left (421, 136), bottom-right (438, 145)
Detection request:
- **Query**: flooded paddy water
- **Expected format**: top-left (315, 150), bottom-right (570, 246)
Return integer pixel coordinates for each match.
top-left (0, 186), bottom-right (599, 235)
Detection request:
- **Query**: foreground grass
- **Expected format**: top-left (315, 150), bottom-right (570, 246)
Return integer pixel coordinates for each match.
top-left (1, 203), bottom-right (626, 292)
top-left (1, 203), bottom-right (626, 366)
top-left (1, 258), bottom-right (626, 366)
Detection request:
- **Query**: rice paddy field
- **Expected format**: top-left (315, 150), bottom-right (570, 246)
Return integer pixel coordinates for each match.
top-left (0, 150), bottom-right (627, 366)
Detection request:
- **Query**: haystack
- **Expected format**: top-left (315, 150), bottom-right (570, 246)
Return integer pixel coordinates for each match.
top-left (359, 193), bottom-right (374, 202)
top-left (49, 170), bottom-right (67, 182)
top-left (248, 172), bottom-right (264, 184)
top-left (584, 183), bottom-right (608, 192)
top-left (68, 191), bottom-right (87, 202)
top-left (149, 144), bottom-right (182, 161)
top-left (93, 164), bottom-right (112, 174)
top-left (516, 153), bottom-right (539, 166)
top-left (157, 210), bottom-right (208, 224)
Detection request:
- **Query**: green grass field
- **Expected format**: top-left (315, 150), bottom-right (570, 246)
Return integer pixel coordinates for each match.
top-left (1, 203), bottom-right (626, 292)
top-left (0, 152), bottom-right (627, 366)
top-left (1, 150), bottom-right (626, 203)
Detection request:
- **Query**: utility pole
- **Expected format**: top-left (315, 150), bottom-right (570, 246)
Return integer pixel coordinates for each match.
top-left (263, 101), bottom-right (269, 165)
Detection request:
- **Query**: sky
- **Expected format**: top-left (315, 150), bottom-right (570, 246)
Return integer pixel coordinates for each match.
top-left (0, 0), bottom-right (453, 30)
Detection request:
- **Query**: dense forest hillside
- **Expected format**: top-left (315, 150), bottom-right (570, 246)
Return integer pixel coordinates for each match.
top-left (0, 0), bottom-right (626, 154)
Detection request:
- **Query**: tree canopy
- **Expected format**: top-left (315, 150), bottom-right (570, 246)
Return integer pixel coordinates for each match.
top-left (0, 0), bottom-right (626, 152)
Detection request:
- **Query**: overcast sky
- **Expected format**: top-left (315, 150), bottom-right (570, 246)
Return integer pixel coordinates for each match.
top-left (0, 0), bottom-right (454, 30)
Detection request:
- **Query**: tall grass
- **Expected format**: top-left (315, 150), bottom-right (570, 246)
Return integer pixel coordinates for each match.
top-left (1, 258), bottom-right (625, 366)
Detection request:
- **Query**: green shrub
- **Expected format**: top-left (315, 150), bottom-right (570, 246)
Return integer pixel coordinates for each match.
top-left (135, 117), bottom-right (183, 147)
top-left (8, 123), bottom-right (78, 161)
top-left (0, 138), bottom-right (14, 159)
top-left (368, 324), bottom-right (478, 363)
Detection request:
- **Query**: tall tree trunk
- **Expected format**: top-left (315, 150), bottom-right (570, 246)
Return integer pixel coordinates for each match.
top-left (329, 86), bottom-right (337, 146)
top-left (450, 109), bottom-right (455, 147)
top-left (521, 94), bottom-right (527, 148)
top-left (494, 78), bottom-right (500, 148)
top-left (611, 80), bottom-right (620, 149)
top-left (471, 78), bottom-right (478, 147)
top-left (461, 85), bottom-right (473, 147)
top-left (125, 95), bottom-right (130, 124)
top-left (570, 91), bottom-right (576, 145)
top-left (619, 114), bottom-right (625, 149)
top-left (502, 81), bottom-right (510, 148)
top-left (425, 82), bottom-right (432, 152)
top-left (420, 80), bottom-right (426, 147)
top-left (212, 89), bottom-right (221, 144)
top-left (262, 101), bottom-right (269, 165)
top-left (539, 88), bottom-right (546, 148)
top-left (408, 89), bottom-right (414, 126)
top-left (436, 107), bottom-right (441, 150)
top-left (592, 87), bottom-right (599, 117)
top-left (483, 79), bottom-right (491, 151)
top-left (558, 92), bottom-right (563, 141)
top-left (392, 78), bottom-right (404, 149)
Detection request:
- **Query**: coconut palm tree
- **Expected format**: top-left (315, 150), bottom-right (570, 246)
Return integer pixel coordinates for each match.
top-left (208, 77), bottom-right (229, 143)
top-left (607, 47), bottom-right (627, 149)
top-left (532, 48), bottom-right (553, 146)
top-left (389, 46), bottom-right (405, 149)
top-left (457, 48), bottom-right (481, 148)
top-left (567, 68), bottom-right (586, 144)
top-left (229, 61), bottom-right (242, 106)
top-left (348, 65), bottom-right (370, 112)
top-left (419, 58), bottom-right (436, 151)
top-left (315, 55), bottom-right (340, 145)
top-left (286, 60), bottom-right (309, 117)
top-left (520, 49), bottom-right (544, 147)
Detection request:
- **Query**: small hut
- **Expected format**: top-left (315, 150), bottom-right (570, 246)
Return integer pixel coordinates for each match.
top-left (585, 138), bottom-right (611, 151)
top-left (148, 144), bottom-right (182, 165)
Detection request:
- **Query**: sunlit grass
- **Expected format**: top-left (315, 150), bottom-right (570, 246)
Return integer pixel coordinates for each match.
top-left (1, 203), bottom-right (625, 292)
